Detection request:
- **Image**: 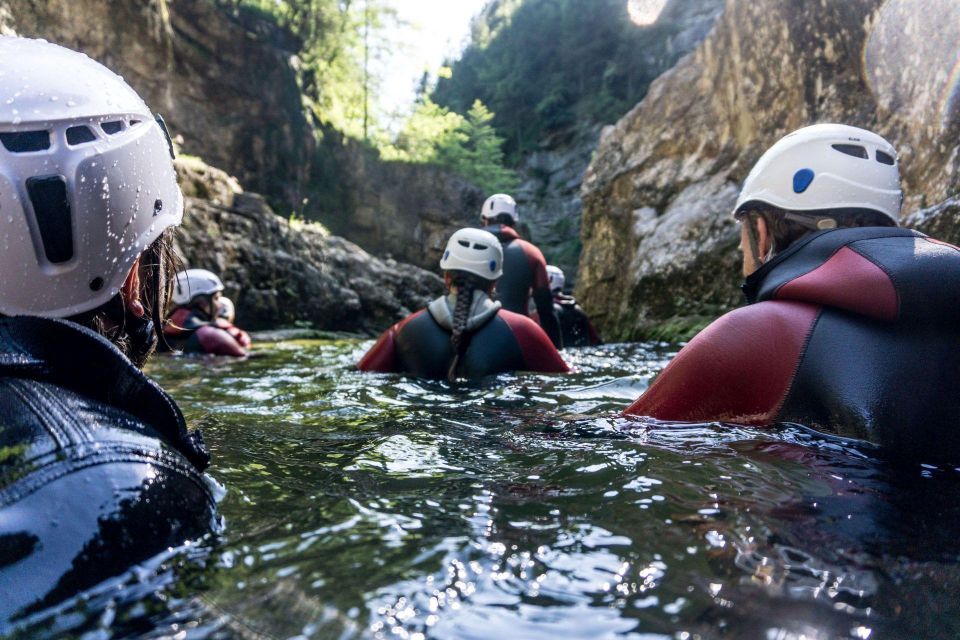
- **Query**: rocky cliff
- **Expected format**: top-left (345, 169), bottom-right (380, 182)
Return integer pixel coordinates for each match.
top-left (174, 157), bottom-right (442, 334)
top-left (1, 0), bottom-right (481, 271)
top-left (577, 0), bottom-right (960, 340)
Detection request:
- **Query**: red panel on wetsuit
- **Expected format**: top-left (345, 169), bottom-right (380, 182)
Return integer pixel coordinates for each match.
top-left (623, 300), bottom-right (820, 424)
top-left (499, 310), bottom-right (570, 373)
top-left (357, 310), bottom-right (424, 372)
top-left (775, 246), bottom-right (898, 321)
top-left (519, 240), bottom-right (550, 291)
top-left (196, 325), bottom-right (247, 356)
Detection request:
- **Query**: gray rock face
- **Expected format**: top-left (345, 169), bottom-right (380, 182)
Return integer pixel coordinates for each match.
top-left (578, 0), bottom-right (960, 340)
top-left (174, 158), bottom-right (442, 334)
top-left (514, 0), bottom-right (725, 285)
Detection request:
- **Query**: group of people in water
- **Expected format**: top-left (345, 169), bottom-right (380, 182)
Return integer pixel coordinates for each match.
top-left (2, 36), bottom-right (960, 619)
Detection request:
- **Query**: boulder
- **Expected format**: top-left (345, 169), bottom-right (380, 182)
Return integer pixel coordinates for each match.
top-left (174, 157), bottom-right (442, 334)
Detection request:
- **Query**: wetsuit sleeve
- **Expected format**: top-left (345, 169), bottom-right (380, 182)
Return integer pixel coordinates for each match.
top-left (501, 311), bottom-right (570, 373)
top-left (524, 243), bottom-right (562, 348)
top-left (216, 319), bottom-right (252, 348)
top-left (623, 301), bottom-right (820, 424)
top-left (195, 325), bottom-right (248, 357)
top-left (357, 327), bottom-right (400, 372)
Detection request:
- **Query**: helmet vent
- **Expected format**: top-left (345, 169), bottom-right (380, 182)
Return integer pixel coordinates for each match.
top-left (472, 243), bottom-right (488, 250)
top-left (831, 144), bottom-right (868, 159)
top-left (66, 125), bottom-right (97, 146)
top-left (458, 240), bottom-right (471, 248)
top-left (101, 120), bottom-right (124, 135)
top-left (876, 150), bottom-right (895, 166)
top-left (0, 130), bottom-right (50, 153)
top-left (26, 176), bottom-right (74, 264)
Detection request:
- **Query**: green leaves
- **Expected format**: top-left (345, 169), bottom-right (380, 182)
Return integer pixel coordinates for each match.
top-left (381, 99), bottom-right (517, 193)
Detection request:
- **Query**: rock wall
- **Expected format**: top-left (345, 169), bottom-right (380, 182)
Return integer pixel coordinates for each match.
top-left (174, 157), bottom-right (442, 334)
top-left (1, 0), bottom-right (481, 271)
top-left (512, 0), bottom-right (725, 285)
top-left (577, 0), bottom-right (960, 340)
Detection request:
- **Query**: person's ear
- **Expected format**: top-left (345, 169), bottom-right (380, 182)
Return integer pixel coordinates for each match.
top-left (121, 258), bottom-right (146, 318)
top-left (755, 215), bottom-right (772, 262)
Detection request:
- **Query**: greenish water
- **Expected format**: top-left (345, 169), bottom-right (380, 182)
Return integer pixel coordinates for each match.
top-left (15, 339), bottom-right (960, 639)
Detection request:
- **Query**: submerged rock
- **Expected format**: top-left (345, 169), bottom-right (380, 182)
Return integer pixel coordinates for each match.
top-left (578, 0), bottom-right (960, 340)
top-left (174, 158), bottom-right (442, 334)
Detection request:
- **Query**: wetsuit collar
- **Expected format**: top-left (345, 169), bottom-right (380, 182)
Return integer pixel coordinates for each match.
top-left (741, 226), bottom-right (921, 304)
top-left (0, 316), bottom-right (209, 470)
top-left (428, 290), bottom-right (502, 331)
top-left (482, 224), bottom-right (520, 243)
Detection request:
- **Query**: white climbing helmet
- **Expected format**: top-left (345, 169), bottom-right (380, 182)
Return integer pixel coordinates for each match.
top-left (546, 265), bottom-right (565, 293)
top-left (172, 269), bottom-right (224, 306)
top-left (440, 228), bottom-right (503, 280)
top-left (733, 123), bottom-right (902, 225)
top-left (481, 193), bottom-right (518, 224)
top-left (0, 37), bottom-right (184, 318)
top-left (218, 296), bottom-right (236, 323)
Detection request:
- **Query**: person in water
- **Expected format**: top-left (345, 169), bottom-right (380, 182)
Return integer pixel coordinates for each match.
top-left (624, 123), bottom-right (960, 460)
top-left (480, 194), bottom-right (562, 348)
top-left (546, 265), bottom-right (602, 348)
top-left (358, 228), bottom-right (569, 380)
top-left (0, 38), bottom-right (216, 620)
top-left (164, 268), bottom-right (251, 357)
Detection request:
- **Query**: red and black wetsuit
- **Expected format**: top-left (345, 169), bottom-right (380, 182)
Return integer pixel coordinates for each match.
top-left (554, 293), bottom-right (602, 347)
top-left (164, 307), bottom-right (251, 357)
top-left (483, 224), bottom-right (562, 347)
top-left (358, 293), bottom-right (569, 379)
top-left (625, 226), bottom-right (960, 460)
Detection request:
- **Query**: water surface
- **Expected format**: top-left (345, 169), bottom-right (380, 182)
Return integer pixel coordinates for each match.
top-left (14, 339), bottom-right (960, 639)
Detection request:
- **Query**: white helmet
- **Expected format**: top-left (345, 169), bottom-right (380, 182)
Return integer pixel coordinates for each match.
top-left (218, 296), bottom-right (236, 323)
top-left (172, 269), bottom-right (224, 306)
top-left (439, 228), bottom-right (503, 280)
top-left (481, 193), bottom-right (518, 224)
top-left (0, 37), bottom-right (184, 317)
top-left (546, 265), bottom-right (565, 293)
top-left (733, 124), bottom-right (902, 225)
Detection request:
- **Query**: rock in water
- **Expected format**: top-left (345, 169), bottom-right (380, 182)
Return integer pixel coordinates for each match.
top-left (174, 158), bottom-right (442, 334)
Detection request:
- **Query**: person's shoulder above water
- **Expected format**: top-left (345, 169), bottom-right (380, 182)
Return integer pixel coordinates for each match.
top-left (497, 309), bottom-right (570, 373)
top-left (624, 300), bottom-right (819, 423)
top-left (164, 269), bottom-right (250, 357)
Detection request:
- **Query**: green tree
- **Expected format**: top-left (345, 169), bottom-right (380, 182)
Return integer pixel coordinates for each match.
top-left (437, 100), bottom-right (516, 193)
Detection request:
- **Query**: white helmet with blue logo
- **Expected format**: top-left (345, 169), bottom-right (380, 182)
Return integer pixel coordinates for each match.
top-left (481, 193), bottom-right (518, 224)
top-left (440, 228), bottom-right (503, 280)
top-left (733, 124), bottom-right (902, 226)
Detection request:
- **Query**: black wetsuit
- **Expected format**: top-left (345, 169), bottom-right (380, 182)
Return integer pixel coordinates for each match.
top-left (358, 295), bottom-right (568, 379)
top-left (626, 226), bottom-right (960, 460)
top-left (483, 224), bottom-right (562, 347)
top-left (554, 294), bottom-right (602, 347)
top-left (0, 317), bottom-right (215, 621)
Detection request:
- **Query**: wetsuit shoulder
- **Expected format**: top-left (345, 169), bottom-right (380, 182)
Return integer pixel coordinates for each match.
top-left (498, 310), bottom-right (569, 373)
top-left (357, 309), bottom-right (427, 373)
top-left (624, 300), bottom-right (820, 424)
top-left (516, 239), bottom-right (550, 290)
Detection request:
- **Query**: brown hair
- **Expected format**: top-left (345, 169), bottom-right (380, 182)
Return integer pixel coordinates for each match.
top-left (73, 227), bottom-right (181, 367)
top-left (743, 206), bottom-right (896, 261)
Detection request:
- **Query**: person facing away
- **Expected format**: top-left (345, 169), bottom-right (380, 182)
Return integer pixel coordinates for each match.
top-left (546, 265), bottom-right (602, 348)
top-left (480, 194), bottom-right (562, 348)
top-left (0, 37), bottom-right (215, 620)
top-left (624, 123), bottom-right (960, 460)
top-left (358, 228), bottom-right (569, 380)
top-left (163, 268), bottom-right (251, 356)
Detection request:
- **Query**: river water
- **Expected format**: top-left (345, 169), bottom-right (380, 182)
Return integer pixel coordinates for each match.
top-left (12, 338), bottom-right (960, 639)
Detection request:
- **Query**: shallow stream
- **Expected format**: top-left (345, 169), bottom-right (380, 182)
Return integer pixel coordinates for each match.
top-left (15, 339), bottom-right (960, 639)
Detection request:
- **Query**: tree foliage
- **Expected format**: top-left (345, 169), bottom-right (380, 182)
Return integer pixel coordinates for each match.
top-left (381, 99), bottom-right (517, 194)
top-left (432, 0), bottom-right (695, 159)
top-left (229, 0), bottom-right (396, 138)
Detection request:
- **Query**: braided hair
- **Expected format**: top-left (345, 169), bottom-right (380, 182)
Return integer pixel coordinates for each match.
top-left (447, 271), bottom-right (495, 381)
